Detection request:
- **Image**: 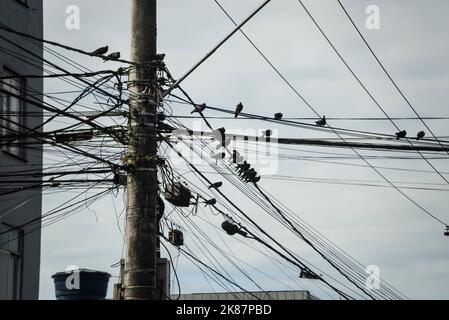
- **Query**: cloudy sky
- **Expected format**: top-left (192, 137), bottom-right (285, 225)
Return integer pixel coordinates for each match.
top-left (38, 0), bottom-right (449, 299)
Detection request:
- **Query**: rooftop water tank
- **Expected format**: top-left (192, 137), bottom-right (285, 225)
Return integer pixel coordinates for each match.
top-left (52, 269), bottom-right (111, 300)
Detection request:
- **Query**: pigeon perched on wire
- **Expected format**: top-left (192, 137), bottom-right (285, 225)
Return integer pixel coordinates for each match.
top-left (103, 52), bottom-right (121, 62)
top-left (263, 129), bottom-right (273, 138)
top-left (222, 221), bottom-right (247, 237)
top-left (234, 103), bottom-right (244, 118)
top-left (204, 198), bottom-right (217, 207)
top-left (248, 176), bottom-right (261, 184)
top-left (274, 113), bottom-right (283, 120)
top-left (241, 168), bottom-right (256, 180)
top-left (417, 131), bottom-right (426, 140)
top-left (91, 46), bottom-right (109, 56)
top-left (217, 127), bottom-right (226, 135)
top-left (191, 103), bottom-right (206, 114)
top-left (316, 116), bottom-right (326, 127)
top-left (236, 161), bottom-right (250, 174)
top-left (208, 182), bottom-right (223, 189)
top-left (395, 130), bottom-right (407, 140)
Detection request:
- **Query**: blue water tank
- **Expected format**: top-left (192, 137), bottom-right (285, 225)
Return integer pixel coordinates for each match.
top-left (52, 269), bottom-right (111, 300)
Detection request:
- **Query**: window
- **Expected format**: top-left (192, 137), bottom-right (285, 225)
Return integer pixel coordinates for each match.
top-left (0, 224), bottom-right (23, 300)
top-left (0, 68), bottom-right (26, 159)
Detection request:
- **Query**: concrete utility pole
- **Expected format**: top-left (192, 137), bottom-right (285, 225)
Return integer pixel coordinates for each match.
top-left (123, 0), bottom-right (158, 300)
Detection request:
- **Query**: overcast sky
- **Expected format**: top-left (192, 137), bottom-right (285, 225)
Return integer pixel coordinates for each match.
top-left (38, 0), bottom-right (449, 299)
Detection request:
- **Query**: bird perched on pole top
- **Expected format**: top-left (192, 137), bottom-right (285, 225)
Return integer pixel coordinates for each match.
top-left (191, 103), bottom-right (206, 114)
top-left (208, 182), bottom-right (223, 189)
top-left (417, 131), bottom-right (426, 140)
top-left (103, 52), bottom-right (121, 62)
top-left (395, 130), bottom-right (407, 140)
top-left (274, 113), bottom-right (283, 120)
top-left (91, 46), bottom-right (109, 56)
top-left (316, 116), bottom-right (326, 127)
top-left (234, 103), bottom-right (244, 118)
top-left (153, 53), bottom-right (166, 61)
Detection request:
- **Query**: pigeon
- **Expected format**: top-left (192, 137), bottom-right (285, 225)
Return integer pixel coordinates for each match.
top-left (417, 131), bottom-right (426, 140)
top-left (154, 53), bottom-right (166, 61)
top-left (243, 170), bottom-right (257, 182)
top-left (316, 116), bottom-right (326, 127)
top-left (263, 129), bottom-right (273, 138)
top-left (241, 168), bottom-right (256, 180)
top-left (221, 221), bottom-right (247, 237)
top-left (274, 113), bottom-right (283, 120)
top-left (236, 161), bottom-right (250, 174)
top-left (204, 198), bottom-right (217, 207)
top-left (91, 46), bottom-right (109, 56)
top-left (234, 103), bottom-right (244, 118)
top-left (217, 127), bottom-right (226, 135)
top-left (395, 130), bottom-right (407, 140)
top-left (248, 176), bottom-right (261, 184)
top-left (208, 182), bottom-right (223, 189)
top-left (191, 103), bottom-right (206, 114)
top-left (103, 52), bottom-right (121, 61)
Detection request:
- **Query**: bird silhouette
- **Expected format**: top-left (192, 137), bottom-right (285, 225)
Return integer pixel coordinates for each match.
top-left (221, 221), bottom-right (248, 237)
top-left (154, 53), bottom-right (166, 61)
top-left (234, 103), bottom-right (244, 118)
top-left (103, 52), bottom-right (120, 61)
top-left (274, 113), bottom-right (283, 120)
top-left (91, 46), bottom-right (109, 56)
top-left (236, 161), bottom-right (250, 173)
top-left (204, 198), bottom-right (217, 207)
top-left (263, 129), bottom-right (273, 138)
top-left (208, 182), bottom-right (223, 189)
top-left (241, 168), bottom-right (256, 180)
top-left (417, 131), bottom-right (426, 140)
top-left (316, 116), bottom-right (326, 127)
top-left (248, 176), bottom-right (261, 183)
top-left (217, 127), bottom-right (226, 135)
top-left (395, 130), bottom-right (407, 140)
top-left (191, 103), bottom-right (206, 114)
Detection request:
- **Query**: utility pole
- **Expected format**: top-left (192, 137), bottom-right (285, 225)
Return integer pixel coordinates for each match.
top-left (123, 0), bottom-right (158, 300)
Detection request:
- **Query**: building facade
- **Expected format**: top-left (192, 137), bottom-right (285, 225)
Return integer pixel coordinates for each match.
top-left (0, 0), bottom-right (43, 300)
